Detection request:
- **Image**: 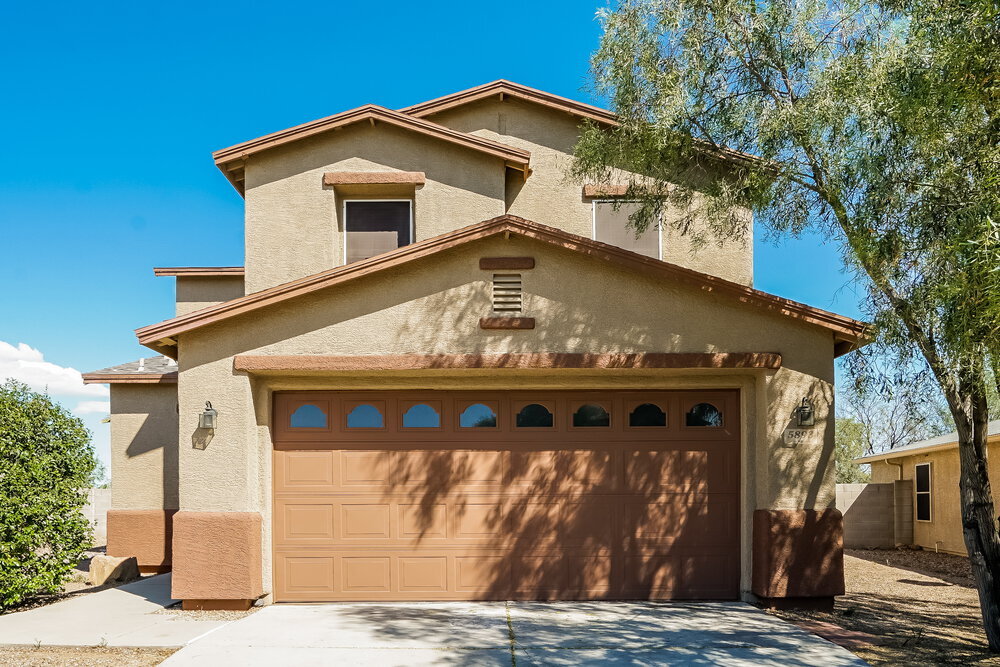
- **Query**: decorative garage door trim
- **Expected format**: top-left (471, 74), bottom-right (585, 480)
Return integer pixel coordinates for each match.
top-left (272, 390), bottom-right (740, 602)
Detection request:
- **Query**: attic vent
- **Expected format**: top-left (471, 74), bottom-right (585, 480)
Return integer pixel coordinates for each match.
top-left (492, 273), bottom-right (522, 314)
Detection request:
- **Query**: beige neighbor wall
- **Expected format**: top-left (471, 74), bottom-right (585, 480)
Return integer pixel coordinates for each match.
top-left (175, 234), bottom-right (836, 602)
top-left (176, 276), bottom-right (245, 316)
top-left (242, 123), bottom-right (507, 293)
top-left (870, 439), bottom-right (1000, 555)
top-left (109, 383), bottom-right (179, 511)
top-left (425, 98), bottom-right (754, 286)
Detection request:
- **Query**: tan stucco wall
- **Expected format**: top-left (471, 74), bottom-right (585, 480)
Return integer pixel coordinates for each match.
top-left (242, 123), bottom-right (507, 293)
top-left (173, 234), bottom-right (835, 601)
top-left (869, 439), bottom-right (1000, 555)
top-left (176, 276), bottom-right (245, 316)
top-left (109, 383), bottom-right (179, 511)
top-left (425, 98), bottom-right (754, 285)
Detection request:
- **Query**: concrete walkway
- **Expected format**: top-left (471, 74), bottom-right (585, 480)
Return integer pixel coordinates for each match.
top-left (164, 600), bottom-right (867, 666)
top-left (0, 574), bottom-right (230, 648)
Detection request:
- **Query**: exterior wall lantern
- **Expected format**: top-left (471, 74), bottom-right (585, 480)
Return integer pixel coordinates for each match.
top-left (199, 401), bottom-right (218, 430)
top-left (794, 398), bottom-right (815, 427)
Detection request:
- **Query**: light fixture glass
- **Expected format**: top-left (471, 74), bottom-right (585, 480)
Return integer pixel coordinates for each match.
top-left (199, 401), bottom-right (218, 429)
top-left (795, 398), bottom-right (815, 427)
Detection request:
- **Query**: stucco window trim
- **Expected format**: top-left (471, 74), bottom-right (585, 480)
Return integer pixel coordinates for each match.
top-left (915, 462), bottom-right (933, 522)
top-left (341, 198), bottom-right (414, 266)
top-left (592, 200), bottom-right (663, 261)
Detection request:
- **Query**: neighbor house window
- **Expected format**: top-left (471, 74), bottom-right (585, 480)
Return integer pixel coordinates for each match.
top-left (593, 201), bottom-right (660, 259)
top-left (344, 200), bottom-right (412, 264)
top-left (915, 462), bottom-right (932, 521)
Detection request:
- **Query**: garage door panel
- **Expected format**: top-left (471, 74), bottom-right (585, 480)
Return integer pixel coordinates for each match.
top-left (508, 450), bottom-right (616, 489)
top-left (272, 390), bottom-right (740, 602)
top-left (507, 500), bottom-right (615, 548)
top-left (277, 451), bottom-right (336, 491)
top-left (454, 503), bottom-right (505, 540)
top-left (622, 496), bottom-right (738, 546)
top-left (341, 504), bottom-right (391, 539)
top-left (343, 557), bottom-right (391, 592)
top-left (399, 503), bottom-right (448, 540)
top-left (512, 554), bottom-right (613, 598)
top-left (341, 451), bottom-right (391, 488)
top-left (623, 551), bottom-right (739, 599)
top-left (277, 502), bottom-right (336, 542)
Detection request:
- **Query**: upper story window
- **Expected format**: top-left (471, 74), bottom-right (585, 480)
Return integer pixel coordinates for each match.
top-left (344, 200), bottom-right (412, 264)
top-left (593, 201), bottom-right (660, 260)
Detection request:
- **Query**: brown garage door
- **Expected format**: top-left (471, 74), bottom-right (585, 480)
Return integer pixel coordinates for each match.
top-left (272, 390), bottom-right (739, 602)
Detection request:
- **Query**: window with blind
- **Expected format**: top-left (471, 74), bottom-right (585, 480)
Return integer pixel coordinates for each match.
top-left (592, 201), bottom-right (660, 259)
top-left (915, 462), bottom-right (932, 521)
top-left (343, 200), bottom-right (412, 264)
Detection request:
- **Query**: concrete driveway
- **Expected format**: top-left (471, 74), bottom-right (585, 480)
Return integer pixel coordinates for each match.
top-left (163, 600), bottom-right (866, 666)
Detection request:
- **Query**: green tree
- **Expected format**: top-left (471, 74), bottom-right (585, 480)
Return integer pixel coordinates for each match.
top-left (835, 418), bottom-right (870, 483)
top-left (572, 0), bottom-right (1000, 646)
top-left (0, 381), bottom-right (98, 608)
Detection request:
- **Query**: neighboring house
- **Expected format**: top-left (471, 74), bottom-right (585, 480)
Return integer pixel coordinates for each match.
top-left (853, 420), bottom-right (1000, 555)
top-left (81, 80), bottom-right (866, 611)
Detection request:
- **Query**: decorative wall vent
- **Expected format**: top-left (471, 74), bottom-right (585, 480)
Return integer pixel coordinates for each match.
top-left (492, 274), bottom-right (522, 314)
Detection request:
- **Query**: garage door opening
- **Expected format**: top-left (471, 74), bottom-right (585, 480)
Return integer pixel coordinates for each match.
top-left (272, 390), bottom-right (740, 602)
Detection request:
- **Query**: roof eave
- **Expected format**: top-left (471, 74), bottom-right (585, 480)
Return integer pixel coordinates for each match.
top-left (211, 105), bottom-right (530, 197)
top-left (136, 215), bottom-right (868, 353)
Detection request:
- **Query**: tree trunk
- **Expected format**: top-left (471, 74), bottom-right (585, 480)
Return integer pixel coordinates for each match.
top-left (954, 396), bottom-right (1000, 650)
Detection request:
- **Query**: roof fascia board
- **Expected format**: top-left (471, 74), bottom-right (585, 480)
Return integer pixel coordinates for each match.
top-left (213, 105), bottom-right (530, 168)
top-left (400, 80), bottom-right (619, 126)
top-left (154, 267), bottom-right (246, 277)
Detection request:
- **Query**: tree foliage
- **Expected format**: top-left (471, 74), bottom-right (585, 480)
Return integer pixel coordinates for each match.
top-left (0, 380), bottom-right (98, 609)
top-left (573, 0), bottom-right (1000, 646)
top-left (835, 418), bottom-right (870, 484)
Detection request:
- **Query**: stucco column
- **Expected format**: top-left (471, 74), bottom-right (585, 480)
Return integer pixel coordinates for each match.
top-left (171, 349), bottom-right (265, 609)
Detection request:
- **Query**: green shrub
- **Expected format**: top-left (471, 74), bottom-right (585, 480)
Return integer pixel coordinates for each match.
top-left (0, 380), bottom-right (98, 609)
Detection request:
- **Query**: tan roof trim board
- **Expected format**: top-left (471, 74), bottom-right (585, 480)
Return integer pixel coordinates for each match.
top-left (400, 80), bottom-right (620, 126)
top-left (322, 171), bottom-right (426, 186)
top-left (136, 215), bottom-right (867, 354)
top-left (82, 372), bottom-right (178, 384)
top-left (213, 105), bottom-right (531, 195)
top-left (233, 352), bottom-right (783, 373)
top-left (583, 184), bottom-right (630, 198)
top-left (854, 432), bottom-right (1000, 464)
top-left (153, 267), bottom-right (245, 277)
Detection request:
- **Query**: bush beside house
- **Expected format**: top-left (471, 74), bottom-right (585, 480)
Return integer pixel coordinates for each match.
top-left (0, 380), bottom-right (98, 608)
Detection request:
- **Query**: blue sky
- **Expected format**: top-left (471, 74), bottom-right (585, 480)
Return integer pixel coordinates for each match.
top-left (0, 1), bottom-right (863, 474)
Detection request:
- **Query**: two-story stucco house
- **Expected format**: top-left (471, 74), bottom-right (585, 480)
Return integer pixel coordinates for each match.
top-left (83, 80), bottom-right (864, 610)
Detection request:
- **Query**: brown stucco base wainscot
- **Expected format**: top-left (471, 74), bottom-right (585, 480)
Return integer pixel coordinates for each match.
top-left (106, 509), bottom-right (177, 574)
top-left (752, 509), bottom-right (845, 610)
top-left (171, 511), bottom-right (263, 611)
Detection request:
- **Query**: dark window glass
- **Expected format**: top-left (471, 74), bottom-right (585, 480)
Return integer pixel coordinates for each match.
top-left (345, 201), bottom-right (411, 263)
top-left (573, 404), bottom-right (610, 427)
top-left (629, 403), bottom-right (667, 427)
top-left (686, 402), bottom-right (723, 427)
top-left (346, 404), bottom-right (383, 428)
top-left (290, 404), bottom-right (327, 428)
top-left (460, 403), bottom-right (497, 428)
top-left (403, 404), bottom-right (440, 428)
top-left (915, 464), bottom-right (931, 493)
top-left (916, 493), bottom-right (931, 521)
top-left (516, 403), bottom-right (553, 428)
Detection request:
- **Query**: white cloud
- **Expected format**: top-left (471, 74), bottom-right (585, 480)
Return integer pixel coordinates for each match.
top-left (0, 341), bottom-right (109, 399)
top-left (74, 400), bottom-right (111, 415)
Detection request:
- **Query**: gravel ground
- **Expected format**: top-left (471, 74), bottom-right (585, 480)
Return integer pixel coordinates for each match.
top-left (771, 549), bottom-right (1000, 665)
top-left (0, 646), bottom-right (176, 666)
top-left (154, 603), bottom-right (259, 621)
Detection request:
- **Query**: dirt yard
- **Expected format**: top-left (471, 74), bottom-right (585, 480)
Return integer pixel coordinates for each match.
top-left (0, 646), bottom-right (176, 666)
top-left (772, 548), bottom-right (1000, 665)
